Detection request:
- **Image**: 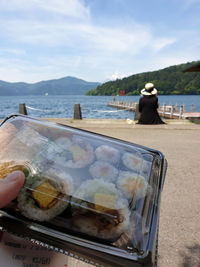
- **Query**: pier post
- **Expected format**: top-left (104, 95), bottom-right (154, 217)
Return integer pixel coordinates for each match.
top-left (179, 105), bottom-right (183, 119)
top-left (134, 103), bottom-right (141, 121)
top-left (163, 104), bottom-right (166, 118)
top-left (170, 105), bottom-right (174, 118)
top-left (19, 103), bottom-right (28, 115)
top-left (191, 104), bottom-right (194, 112)
top-left (74, 104), bottom-right (82, 120)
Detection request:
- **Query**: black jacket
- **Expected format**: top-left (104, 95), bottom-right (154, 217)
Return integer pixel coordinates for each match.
top-left (138, 95), bottom-right (165, 124)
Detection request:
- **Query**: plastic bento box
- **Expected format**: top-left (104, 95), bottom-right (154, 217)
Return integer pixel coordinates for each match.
top-left (0, 114), bottom-right (167, 267)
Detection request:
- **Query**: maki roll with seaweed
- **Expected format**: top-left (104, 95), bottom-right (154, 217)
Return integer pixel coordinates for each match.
top-left (17, 172), bottom-right (73, 221)
top-left (71, 179), bottom-right (130, 241)
top-left (0, 161), bottom-right (30, 180)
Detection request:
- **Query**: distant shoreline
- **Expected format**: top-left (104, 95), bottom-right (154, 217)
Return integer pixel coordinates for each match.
top-left (1, 94), bottom-right (200, 96)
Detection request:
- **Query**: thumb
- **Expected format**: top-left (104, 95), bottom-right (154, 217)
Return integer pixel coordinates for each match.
top-left (0, 171), bottom-right (25, 208)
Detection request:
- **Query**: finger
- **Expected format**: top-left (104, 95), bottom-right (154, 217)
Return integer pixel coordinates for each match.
top-left (0, 171), bottom-right (25, 208)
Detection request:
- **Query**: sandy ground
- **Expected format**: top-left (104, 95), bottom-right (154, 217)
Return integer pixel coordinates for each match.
top-left (43, 118), bottom-right (200, 267)
top-left (1, 117), bottom-right (200, 266)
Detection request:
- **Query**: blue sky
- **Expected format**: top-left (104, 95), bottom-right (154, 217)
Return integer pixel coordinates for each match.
top-left (0, 0), bottom-right (200, 83)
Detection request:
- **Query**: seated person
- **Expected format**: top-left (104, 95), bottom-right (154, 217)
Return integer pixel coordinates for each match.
top-left (138, 83), bottom-right (165, 124)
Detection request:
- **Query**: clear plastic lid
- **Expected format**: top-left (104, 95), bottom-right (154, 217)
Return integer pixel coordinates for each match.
top-left (0, 115), bottom-right (165, 257)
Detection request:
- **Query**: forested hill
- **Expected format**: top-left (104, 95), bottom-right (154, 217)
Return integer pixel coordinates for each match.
top-left (86, 61), bottom-right (200, 95)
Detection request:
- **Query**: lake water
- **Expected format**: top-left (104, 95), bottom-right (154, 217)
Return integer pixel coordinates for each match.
top-left (0, 95), bottom-right (200, 120)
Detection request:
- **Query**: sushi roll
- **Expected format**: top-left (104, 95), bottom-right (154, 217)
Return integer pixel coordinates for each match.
top-left (17, 172), bottom-right (73, 221)
top-left (66, 143), bottom-right (94, 168)
top-left (122, 152), bottom-right (143, 172)
top-left (66, 139), bottom-right (94, 168)
top-left (95, 145), bottom-right (120, 164)
top-left (31, 135), bottom-right (94, 171)
top-left (117, 171), bottom-right (149, 201)
top-left (71, 179), bottom-right (130, 241)
top-left (72, 206), bottom-right (130, 241)
top-left (43, 167), bottom-right (74, 195)
top-left (53, 137), bottom-right (94, 169)
top-left (30, 137), bottom-right (73, 171)
top-left (0, 161), bottom-right (30, 181)
top-left (89, 161), bottom-right (118, 182)
top-left (73, 179), bottom-right (121, 205)
top-left (39, 137), bottom-right (72, 166)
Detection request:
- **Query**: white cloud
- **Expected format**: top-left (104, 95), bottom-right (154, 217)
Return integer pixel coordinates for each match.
top-left (0, 59), bottom-right (60, 83)
top-left (86, 25), bottom-right (152, 54)
top-left (39, 0), bottom-right (89, 18)
top-left (1, 17), bottom-right (153, 54)
top-left (0, 0), bottom-right (89, 19)
top-left (0, 0), bottom-right (198, 83)
top-left (109, 72), bottom-right (133, 81)
top-left (0, 0), bottom-right (32, 10)
top-left (151, 37), bottom-right (176, 52)
top-left (0, 0), bottom-right (176, 56)
top-left (0, 48), bottom-right (26, 56)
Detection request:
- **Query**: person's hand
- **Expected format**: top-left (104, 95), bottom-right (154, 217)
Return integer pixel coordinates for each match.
top-left (0, 171), bottom-right (25, 208)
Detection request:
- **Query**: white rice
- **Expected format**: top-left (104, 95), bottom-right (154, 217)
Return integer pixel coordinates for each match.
top-left (65, 143), bottom-right (94, 169)
top-left (17, 175), bottom-right (71, 221)
top-left (43, 167), bottom-right (74, 196)
top-left (48, 136), bottom-right (95, 169)
top-left (89, 161), bottom-right (118, 182)
top-left (17, 193), bottom-right (69, 221)
top-left (74, 179), bottom-right (128, 210)
top-left (72, 178), bottom-right (130, 241)
top-left (117, 171), bottom-right (149, 200)
top-left (122, 152), bottom-right (143, 172)
top-left (98, 207), bottom-right (130, 240)
top-left (95, 145), bottom-right (120, 164)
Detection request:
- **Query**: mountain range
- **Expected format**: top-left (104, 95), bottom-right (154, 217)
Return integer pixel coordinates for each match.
top-left (0, 76), bottom-right (100, 96)
top-left (1, 60), bottom-right (200, 96)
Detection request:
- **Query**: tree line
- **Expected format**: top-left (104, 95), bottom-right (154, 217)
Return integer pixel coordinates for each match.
top-left (86, 61), bottom-right (200, 95)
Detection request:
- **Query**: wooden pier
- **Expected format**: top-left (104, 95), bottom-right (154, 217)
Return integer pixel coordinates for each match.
top-left (107, 101), bottom-right (200, 120)
top-left (107, 101), bottom-right (137, 111)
